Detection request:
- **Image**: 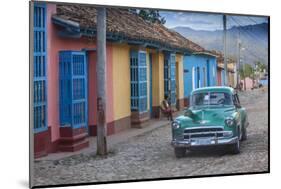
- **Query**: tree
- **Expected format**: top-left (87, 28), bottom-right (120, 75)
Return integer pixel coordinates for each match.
top-left (255, 61), bottom-right (267, 79)
top-left (138, 9), bottom-right (166, 24)
top-left (239, 64), bottom-right (255, 90)
top-left (244, 64), bottom-right (255, 79)
top-left (256, 61), bottom-right (267, 72)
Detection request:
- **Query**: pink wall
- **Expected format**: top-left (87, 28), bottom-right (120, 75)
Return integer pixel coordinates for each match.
top-left (87, 47), bottom-right (114, 126)
top-left (88, 52), bottom-right (97, 127)
top-left (217, 69), bottom-right (222, 86)
top-left (244, 77), bottom-right (254, 90)
top-left (47, 4), bottom-right (114, 142)
top-left (47, 4), bottom-right (59, 142)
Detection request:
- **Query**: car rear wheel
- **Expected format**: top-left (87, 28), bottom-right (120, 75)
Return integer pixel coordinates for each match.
top-left (241, 124), bottom-right (247, 141)
top-left (174, 147), bottom-right (186, 158)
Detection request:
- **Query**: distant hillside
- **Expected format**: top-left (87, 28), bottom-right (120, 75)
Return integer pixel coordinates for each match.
top-left (173, 23), bottom-right (268, 65)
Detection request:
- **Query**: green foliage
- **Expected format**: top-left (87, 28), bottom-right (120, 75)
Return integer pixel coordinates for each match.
top-left (244, 64), bottom-right (255, 79)
top-left (238, 67), bottom-right (245, 79)
top-left (138, 9), bottom-right (166, 24)
top-left (255, 61), bottom-right (267, 73)
top-left (239, 64), bottom-right (255, 79)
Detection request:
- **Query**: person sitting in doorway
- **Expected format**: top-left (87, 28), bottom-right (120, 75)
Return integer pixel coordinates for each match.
top-left (161, 94), bottom-right (174, 121)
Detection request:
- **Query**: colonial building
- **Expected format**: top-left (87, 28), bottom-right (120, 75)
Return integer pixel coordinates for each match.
top-left (213, 51), bottom-right (236, 87)
top-left (33, 2), bottom-right (218, 158)
top-left (182, 51), bottom-right (218, 106)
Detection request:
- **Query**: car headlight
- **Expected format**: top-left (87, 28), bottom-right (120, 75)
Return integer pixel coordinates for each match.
top-left (225, 117), bottom-right (235, 126)
top-left (172, 121), bottom-right (180, 129)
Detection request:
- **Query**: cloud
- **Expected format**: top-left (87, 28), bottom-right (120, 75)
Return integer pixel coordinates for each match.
top-left (159, 11), bottom-right (268, 31)
top-left (160, 11), bottom-right (223, 30)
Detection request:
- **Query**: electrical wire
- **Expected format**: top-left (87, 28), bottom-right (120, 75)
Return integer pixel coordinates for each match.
top-left (229, 16), bottom-right (267, 45)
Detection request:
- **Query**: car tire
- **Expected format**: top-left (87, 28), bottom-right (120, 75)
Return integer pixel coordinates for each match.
top-left (231, 140), bottom-right (240, 154)
top-left (227, 127), bottom-right (241, 154)
top-left (174, 147), bottom-right (186, 158)
top-left (229, 134), bottom-right (241, 154)
top-left (241, 124), bottom-right (247, 141)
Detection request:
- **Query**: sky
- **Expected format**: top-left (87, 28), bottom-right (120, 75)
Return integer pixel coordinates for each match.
top-left (159, 11), bottom-right (268, 31)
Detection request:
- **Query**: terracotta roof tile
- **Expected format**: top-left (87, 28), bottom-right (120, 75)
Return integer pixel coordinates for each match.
top-left (53, 4), bottom-right (207, 53)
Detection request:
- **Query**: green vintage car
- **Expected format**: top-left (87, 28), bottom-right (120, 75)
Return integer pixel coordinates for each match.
top-left (171, 86), bottom-right (248, 158)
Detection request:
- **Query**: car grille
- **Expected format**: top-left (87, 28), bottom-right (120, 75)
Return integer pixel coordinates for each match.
top-left (184, 126), bottom-right (224, 140)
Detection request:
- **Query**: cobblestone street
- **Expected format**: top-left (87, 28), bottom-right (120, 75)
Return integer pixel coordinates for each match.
top-left (34, 88), bottom-right (269, 186)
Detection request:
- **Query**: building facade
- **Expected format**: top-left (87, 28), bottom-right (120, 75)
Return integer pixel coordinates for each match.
top-left (214, 52), bottom-right (237, 87)
top-left (33, 3), bottom-right (216, 158)
top-left (183, 53), bottom-right (217, 106)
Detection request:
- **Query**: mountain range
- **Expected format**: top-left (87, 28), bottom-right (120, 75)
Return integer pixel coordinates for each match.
top-left (172, 23), bottom-right (268, 66)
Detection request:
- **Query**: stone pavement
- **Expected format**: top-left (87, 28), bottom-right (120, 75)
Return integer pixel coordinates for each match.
top-left (33, 88), bottom-right (268, 186)
top-left (38, 112), bottom-right (182, 161)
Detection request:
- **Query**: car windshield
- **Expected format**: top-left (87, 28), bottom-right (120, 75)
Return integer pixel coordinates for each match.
top-left (191, 92), bottom-right (233, 107)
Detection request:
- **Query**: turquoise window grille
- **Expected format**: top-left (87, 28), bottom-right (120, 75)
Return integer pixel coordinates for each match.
top-left (33, 3), bottom-right (47, 133)
top-left (164, 53), bottom-right (176, 105)
top-left (170, 54), bottom-right (176, 105)
top-left (59, 51), bottom-right (88, 129)
top-left (130, 50), bottom-right (147, 112)
top-left (196, 67), bottom-right (200, 88)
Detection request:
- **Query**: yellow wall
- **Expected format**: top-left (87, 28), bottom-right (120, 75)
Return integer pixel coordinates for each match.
top-left (228, 62), bottom-right (235, 70)
top-left (152, 52), bottom-right (164, 107)
top-left (176, 54), bottom-right (184, 100)
top-left (112, 44), bottom-right (131, 120)
top-left (112, 45), bottom-right (168, 119)
top-left (228, 73), bottom-right (235, 87)
top-left (227, 63), bottom-right (236, 87)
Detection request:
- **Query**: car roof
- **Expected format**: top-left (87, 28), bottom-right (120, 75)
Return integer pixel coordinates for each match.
top-left (191, 86), bottom-right (235, 95)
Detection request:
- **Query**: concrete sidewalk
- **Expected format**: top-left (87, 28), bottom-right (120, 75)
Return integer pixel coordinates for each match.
top-left (37, 115), bottom-right (180, 161)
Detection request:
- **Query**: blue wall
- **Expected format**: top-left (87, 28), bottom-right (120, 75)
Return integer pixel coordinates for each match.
top-left (221, 70), bottom-right (226, 86)
top-left (183, 54), bottom-right (217, 98)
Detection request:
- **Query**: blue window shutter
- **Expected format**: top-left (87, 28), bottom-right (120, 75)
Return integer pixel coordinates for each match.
top-left (130, 51), bottom-right (139, 110)
top-left (33, 3), bottom-right (47, 133)
top-left (164, 53), bottom-right (176, 105)
top-left (197, 67), bottom-right (200, 88)
top-left (59, 51), bottom-right (72, 126)
top-left (59, 51), bottom-right (88, 129)
top-left (138, 51), bottom-right (147, 112)
top-left (130, 50), bottom-right (147, 112)
top-left (164, 53), bottom-right (170, 98)
top-left (170, 54), bottom-right (176, 105)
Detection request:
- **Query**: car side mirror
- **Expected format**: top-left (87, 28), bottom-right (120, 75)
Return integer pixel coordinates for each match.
top-left (185, 109), bottom-right (194, 117)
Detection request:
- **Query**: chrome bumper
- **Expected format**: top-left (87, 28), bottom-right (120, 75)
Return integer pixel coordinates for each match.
top-left (171, 136), bottom-right (238, 148)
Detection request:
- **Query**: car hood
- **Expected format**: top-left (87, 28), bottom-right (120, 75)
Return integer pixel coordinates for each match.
top-left (176, 107), bottom-right (236, 127)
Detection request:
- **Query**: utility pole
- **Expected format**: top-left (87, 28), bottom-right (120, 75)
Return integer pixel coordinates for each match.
top-left (243, 61), bottom-right (246, 91)
top-left (96, 7), bottom-right (107, 156)
top-left (223, 15), bottom-right (228, 86)
top-left (237, 30), bottom-right (241, 89)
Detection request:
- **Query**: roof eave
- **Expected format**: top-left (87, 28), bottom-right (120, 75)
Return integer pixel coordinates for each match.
top-left (192, 51), bottom-right (218, 57)
top-left (51, 15), bottom-right (193, 54)
top-left (52, 15), bottom-right (80, 32)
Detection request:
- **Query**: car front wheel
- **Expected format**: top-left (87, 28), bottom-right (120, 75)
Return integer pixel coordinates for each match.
top-left (229, 138), bottom-right (240, 154)
top-left (174, 147), bottom-right (186, 158)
